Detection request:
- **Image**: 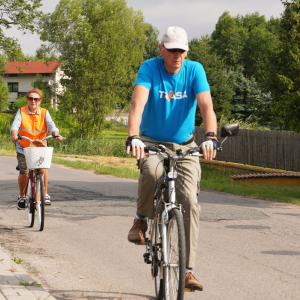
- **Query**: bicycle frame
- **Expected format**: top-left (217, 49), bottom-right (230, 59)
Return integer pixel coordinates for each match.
top-left (143, 124), bottom-right (239, 299)
top-left (26, 169), bottom-right (44, 209)
top-left (146, 149), bottom-right (194, 280)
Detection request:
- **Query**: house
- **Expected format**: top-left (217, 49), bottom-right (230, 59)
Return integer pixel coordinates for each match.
top-left (2, 60), bottom-right (63, 107)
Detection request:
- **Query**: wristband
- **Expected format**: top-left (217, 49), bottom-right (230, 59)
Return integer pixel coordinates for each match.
top-left (126, 135), bottom-right (140, 147)
top-left (205, 132), bottom-right (217, 138)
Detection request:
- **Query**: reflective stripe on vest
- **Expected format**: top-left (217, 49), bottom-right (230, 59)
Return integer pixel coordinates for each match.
top-left (19, 106), bottom-right (48, 148)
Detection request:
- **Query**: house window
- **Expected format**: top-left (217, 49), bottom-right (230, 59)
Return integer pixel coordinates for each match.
top-left (8, 74), bottom-right (18, 77)
top-left (8, 82), bottom-right (19, 92)
top-left (18, 92), bottom-right (27, 97)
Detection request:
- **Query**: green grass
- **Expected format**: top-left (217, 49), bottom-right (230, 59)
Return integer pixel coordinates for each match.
top-left (12, 257), bottom-right (23, 264)
top-left (101, 127), bottom-right (128, 139)
top-left (201, 165), bottom-right (300, 205)
top-left (52, 157), bottom-right (139, 179)
top-left (52, 156), bottom-right (300, 205)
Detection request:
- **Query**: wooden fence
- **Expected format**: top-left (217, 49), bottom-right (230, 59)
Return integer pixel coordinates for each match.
top-left (194, 127), bottom-right (300, 172)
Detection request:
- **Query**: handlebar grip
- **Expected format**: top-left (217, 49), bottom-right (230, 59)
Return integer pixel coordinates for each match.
top-left (144, 146), bottom-right (159, 153)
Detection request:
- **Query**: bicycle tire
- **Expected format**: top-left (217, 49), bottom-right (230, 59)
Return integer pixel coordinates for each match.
top-left (26, 177), bottom-right (35, 227)
top-left (154, 218), bottom-right (164, 300)
top-left (36, 173), bottom-right (45, 231)
top-left (164, 208), bottom-right (186, 300)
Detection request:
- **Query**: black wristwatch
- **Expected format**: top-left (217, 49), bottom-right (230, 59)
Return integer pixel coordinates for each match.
top-left (205, 132), bottom-right (217, 138)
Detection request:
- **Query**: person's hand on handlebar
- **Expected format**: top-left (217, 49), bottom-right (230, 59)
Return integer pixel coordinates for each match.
top-left (200, 138), bottom-right (218, 160)
top-left (11, 135), bottom-right (18, 143)
top-left (52, 132), bottom-right (63, 142)
top-left (126, 135), bottom-right (146, 160)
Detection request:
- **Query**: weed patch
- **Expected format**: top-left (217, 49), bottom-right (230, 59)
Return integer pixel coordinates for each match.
top-left (20, 280), bottom-right (41, 287)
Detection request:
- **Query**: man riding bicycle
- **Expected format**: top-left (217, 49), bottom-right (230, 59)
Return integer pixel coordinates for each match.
top-left (10, 88), bottom-right (63, 210)
top-left (126, 26), bottom-right (218, 291)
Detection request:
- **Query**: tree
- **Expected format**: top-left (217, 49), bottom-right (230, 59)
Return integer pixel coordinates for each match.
top-left (210, 11), bottom-right (280, 91)
top-left (40, 0), bottom-right (146, 137)
top-left (210, 11), bottom-right (248, 68)
top-left (143, 23), bottom-right (160, 60)
top-left (269, 0), bottom-right (300, 132)
top-left (0, 75), bottom-right (9, 110)
top-left (188, 36), bottom-right (233, 124)
top-left (35, 44), bottom-right (59, 62)
top-left (0, 53), bottom-right (9, 110)
top-left (230, 66), bottom-right (271, 123)
top-left (0, 0), bottom-right (42, 61)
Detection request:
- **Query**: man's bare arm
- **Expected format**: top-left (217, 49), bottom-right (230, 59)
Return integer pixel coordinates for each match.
top-left (196, 91), bottom-right (217, 160)
top-left (127, 85), bottom-right (149, 159)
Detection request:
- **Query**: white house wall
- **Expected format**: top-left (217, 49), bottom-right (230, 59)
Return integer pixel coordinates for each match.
top-left (3, 74), bottom-right (37, 103)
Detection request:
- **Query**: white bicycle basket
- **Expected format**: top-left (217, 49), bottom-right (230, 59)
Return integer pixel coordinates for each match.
top-left (24, 147), bottom-right (54, 169)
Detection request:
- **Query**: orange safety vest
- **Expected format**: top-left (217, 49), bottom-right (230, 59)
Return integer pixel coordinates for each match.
top-left (18, 106), bottom-right (48, 148)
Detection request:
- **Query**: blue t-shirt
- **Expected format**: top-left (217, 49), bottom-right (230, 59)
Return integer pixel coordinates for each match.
top-left (135, 57), bottom-right (210, 144)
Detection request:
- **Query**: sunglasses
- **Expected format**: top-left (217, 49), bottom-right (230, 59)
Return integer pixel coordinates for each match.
top-left (165, 48), bottom-right (186, 54)
top-left (27, 97), bottom-right (40, 102)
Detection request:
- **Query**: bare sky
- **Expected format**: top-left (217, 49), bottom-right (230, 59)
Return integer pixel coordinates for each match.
top-left (5, 0), bottom-right (284, 56)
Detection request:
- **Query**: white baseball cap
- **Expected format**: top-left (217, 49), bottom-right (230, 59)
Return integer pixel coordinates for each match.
top-left (161, 26), bottom-right (189, 51)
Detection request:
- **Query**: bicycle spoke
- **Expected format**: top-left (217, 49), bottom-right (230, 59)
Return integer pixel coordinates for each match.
top-left (164, 209), bottom-right (185, 300)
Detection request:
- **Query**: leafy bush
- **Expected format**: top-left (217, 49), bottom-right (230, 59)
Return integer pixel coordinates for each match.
top-left (48, 136), bottom-right (128, 157)
top-left (0, 113), bottom-right (14, 136)
top-left (217, 115), bottom-right (271, 130)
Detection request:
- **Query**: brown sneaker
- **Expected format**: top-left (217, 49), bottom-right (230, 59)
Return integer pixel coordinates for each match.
top-left (185, 272), bottom-right (203, 291)
top-left (128, 219), bottom-right (147, 243)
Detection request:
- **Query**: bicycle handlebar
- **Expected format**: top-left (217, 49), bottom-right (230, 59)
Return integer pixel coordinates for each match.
top-left (144, 145), bottom-right (203, 160)
top-left (17, 134), bottom-right (66, 142)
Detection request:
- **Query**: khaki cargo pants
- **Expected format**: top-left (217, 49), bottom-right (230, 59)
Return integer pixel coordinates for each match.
top-left (137, 134), bottom-right (201, 268)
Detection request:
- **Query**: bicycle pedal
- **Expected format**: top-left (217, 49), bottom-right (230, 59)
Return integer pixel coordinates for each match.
top-left (135, 238), bottom-right (148, 245)
top-left (184, 288), bottom-right (195, 292)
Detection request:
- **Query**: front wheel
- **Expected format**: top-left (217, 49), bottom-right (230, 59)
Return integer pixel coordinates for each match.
top-left (154, 219), bottom-right (164, 300)
top-left (26, 177), bottom-right (35, 227)
top-left (36, 173), bottom-right (45, 231)
top-left (164, 209), bottom-right (186, 300)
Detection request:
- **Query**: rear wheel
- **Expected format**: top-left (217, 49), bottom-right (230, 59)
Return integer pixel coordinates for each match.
top-left (36, 173), bottom-right (45, 231)
top-left (164, 209), bottom-right (186, 300)
top-left (26, 177), bottom-right (35, 227)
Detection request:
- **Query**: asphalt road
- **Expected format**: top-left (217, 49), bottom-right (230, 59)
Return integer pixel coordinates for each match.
top-left (0, 155), bottom-right (300, 300)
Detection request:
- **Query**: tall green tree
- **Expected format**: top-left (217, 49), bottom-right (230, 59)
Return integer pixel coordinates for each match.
top-left (40, 0), bottom-right (146, 137)
top-left (210, 11), bottom-right (248, 68)
top-left (230, 66), bottom-right (272, 123)
top-left (210, 11), bottom-right (280, 90)
top-left (269, 0), bottom-right (300, 132)
top-left (143, 23), bottom-right (160, 60)
top-left (0, 53), bottom-right (9, 109)
top-left (188, 36), bottom-right (233, 124)
top-left (0, 0), bottom-right (42, 61)
top-left (0, 75), bottom-right (9, 110)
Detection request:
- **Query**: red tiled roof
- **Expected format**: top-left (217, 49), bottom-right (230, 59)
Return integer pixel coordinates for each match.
top-left (4, 61), bottom-right (61, 74)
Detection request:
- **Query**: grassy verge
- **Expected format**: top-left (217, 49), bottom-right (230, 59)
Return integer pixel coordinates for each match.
top-left (201, 165), bottom-right (300, 205)
top-left (53, 155), bottom-right (139, 179)
top-left (0, 149), bottom-right (15, 156)
top-left (52, 154), bottom-right (300, 205)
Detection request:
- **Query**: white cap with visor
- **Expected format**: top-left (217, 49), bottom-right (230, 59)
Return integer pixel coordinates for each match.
top-left (161, 26), bottom-right (189, 52)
